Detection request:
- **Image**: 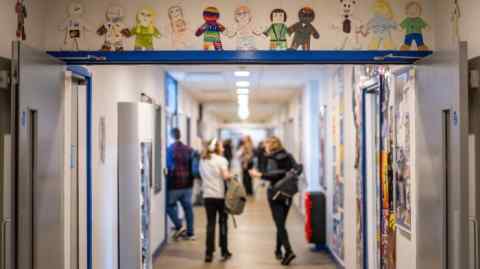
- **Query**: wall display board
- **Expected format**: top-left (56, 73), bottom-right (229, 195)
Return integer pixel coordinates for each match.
top-left (380, 71), bottom-right (396, 269)
top-left (393, 69), bottom-right (415, 233)
top-left (352, 66), bottom-right (365, 269)
top-left (154, 107), bottom-right (163, 194)
top-left (319, 106), bottom-right (327, 190)
top-left (331, 67), bottom-right (346, 262)
top-left (140, 142), bottom-right (152, 269)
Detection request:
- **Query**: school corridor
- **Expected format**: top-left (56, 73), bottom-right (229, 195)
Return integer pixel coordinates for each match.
top-left (155, 189), bottom-right (335, 269)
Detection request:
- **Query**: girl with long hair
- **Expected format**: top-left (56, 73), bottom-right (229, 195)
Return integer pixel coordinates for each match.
top-left (199, 138), bottom-right (232, 262)
top-left (250, 136), bottom-right (298, 265)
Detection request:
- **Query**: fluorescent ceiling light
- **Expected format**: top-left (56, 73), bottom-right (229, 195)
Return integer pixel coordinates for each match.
top-left (236, 88), bottom-right (250, 95)
top-left (234, 71), bottom-right (250, 77)
top-left (236, 81), bottom-right (250, 88)
top-left (238, 108), bottom-right (250, 120)
top-left (237, 94), bottom-right (249, 105)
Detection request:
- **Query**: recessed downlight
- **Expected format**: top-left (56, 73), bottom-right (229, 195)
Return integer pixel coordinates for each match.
top-left (236, 88), bottom-right (250, 95)
top-left (236, 81), bottom-right (250, 88)
top-left (234, 71), bottom-right (250, 77)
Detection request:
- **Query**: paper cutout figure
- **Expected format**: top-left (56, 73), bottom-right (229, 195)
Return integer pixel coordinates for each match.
top-left (263, 9), bottom-right (289, 50)
top-left (97, 5), bottom-right (130, 51)
top-left (400, 2), bottom-right (429, 51)
top-left (332, 0), bottom-right (363, 50)
top-left (168, 5), bottom-right (191, 49)
top-left (131, 8), bottom-right (161, 51)
top-left (288, 7), bottom-right (319, 51)
top-left (195, 7), bottom-right (225, 51)
top-left (60, 1), bottom-right (90, 50)
top-left (365, 0), bottom-right (397, 50)
top-left (226, 5), bottom-right (261, 50)
top-left (15, 0), bottom-right (27, 41)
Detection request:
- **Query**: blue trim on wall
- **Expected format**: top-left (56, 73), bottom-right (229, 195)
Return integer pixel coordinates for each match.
top-left (67, 65), bottom-right (93, 269)
top-left (47, 50), bottom-right (432, 65)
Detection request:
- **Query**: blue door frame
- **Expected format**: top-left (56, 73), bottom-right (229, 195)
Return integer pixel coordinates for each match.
top-left (67, 65), bottom-right (93, 269)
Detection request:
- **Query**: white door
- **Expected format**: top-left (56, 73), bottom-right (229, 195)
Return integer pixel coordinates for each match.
top-left (13, 41), bottom-right (66, 269)
top-left (415, 42), bottom-right (469, 269)
top-left (0, 57), bottom-right (12, 269)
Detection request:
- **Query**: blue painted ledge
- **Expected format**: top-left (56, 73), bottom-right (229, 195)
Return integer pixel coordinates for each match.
top-left (47, 50), bottom-right (432, 65)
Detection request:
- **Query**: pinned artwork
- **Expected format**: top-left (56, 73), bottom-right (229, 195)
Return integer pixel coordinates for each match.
top-left (15, 0), bottom-right (27, 41)
top-left (288, 7), bottom-right (319, 51)
top-left (226, 5), bottom-right (262, 51)
top-left (96, 5), bottom-right (130, 51)
top-left (263, 9), bottom-right (289, 50)
top-left (395, 70), bottom-right (414, 233)
top-left (365, 0), bottom-right (397, 50)
top-left (195, 7), bottom-right (225, 51)
top-left (400, 1), bottom-right (429, 51)
top-left (333, 0), bottom-right (364, 50)
top-left (60, 1), bottom-right (90, 50)
top-left (131, 8), bottom-right (161, 51)
top-left (167, 5), bottom-right (191, 50)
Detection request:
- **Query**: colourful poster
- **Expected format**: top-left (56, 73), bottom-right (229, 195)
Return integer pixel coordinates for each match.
top-left (331, 67), bottom-right (345, 261)
top-left (394, 70), bottom-right (414, 232)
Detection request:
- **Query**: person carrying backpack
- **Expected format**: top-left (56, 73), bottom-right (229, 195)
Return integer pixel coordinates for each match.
top-left (249, 136), bottom-right (298, 266)
top-left (166, 128), bottom-right (195, 240)
top-left (199, 138), bottom-right (233, 263)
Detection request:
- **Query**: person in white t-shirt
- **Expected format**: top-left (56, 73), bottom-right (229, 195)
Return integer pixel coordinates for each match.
top-left (199, 138), bottom-right (232, 263)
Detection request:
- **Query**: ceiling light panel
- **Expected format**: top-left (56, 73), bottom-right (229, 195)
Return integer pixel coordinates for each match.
top-left (236, 81), bottom-right (250, 88)
top-left (234, 71), bottom-right (250, 77)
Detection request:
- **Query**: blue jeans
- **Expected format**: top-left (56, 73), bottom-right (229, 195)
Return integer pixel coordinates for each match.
top-left (167, 188), bottom-right (194, 236)
top-left (404, 33), bottom-right (424, 47)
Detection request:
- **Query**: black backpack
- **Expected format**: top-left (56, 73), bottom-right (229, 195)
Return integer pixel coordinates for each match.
top-left (271, 164), bottom-right (303, 201)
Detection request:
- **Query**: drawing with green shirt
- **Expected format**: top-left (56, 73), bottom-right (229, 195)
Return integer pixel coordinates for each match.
top-left (263, 9), bottom-right (289, 50)
top-left (400, 2), bottom-right (429, 51)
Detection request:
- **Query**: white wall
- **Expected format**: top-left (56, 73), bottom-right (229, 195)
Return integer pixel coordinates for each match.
top-left (0, 0), bottom-right (47, 58)
top-left (89, 65), bottom-right (168, 269)
top-left (460, 0), bottom-right (480, 58)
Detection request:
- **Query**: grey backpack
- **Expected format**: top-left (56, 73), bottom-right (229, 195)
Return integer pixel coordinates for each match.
top-left (225, 176), bottom-right (247, 216)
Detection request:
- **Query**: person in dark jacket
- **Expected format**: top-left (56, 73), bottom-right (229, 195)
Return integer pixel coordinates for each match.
top-left (166, 128), bottom-right (195, 240)
top-left (223, 139), bottom-right (233, 169)
top-left (255, 141), bottom-right (268, 173)
top-left (250, 136), bottom-right (297, 266)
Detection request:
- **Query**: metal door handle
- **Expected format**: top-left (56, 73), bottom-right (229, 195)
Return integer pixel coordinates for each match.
top-left (2, 219), bottom-right (11, 269)
top-left (470, 217), bottom-right (479, 269)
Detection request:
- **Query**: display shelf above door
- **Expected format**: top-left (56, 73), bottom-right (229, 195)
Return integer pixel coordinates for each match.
top-left (47, 50), bottom-right (433, 65)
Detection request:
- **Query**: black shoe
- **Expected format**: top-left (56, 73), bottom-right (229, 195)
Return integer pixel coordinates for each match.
top-left (222, 251), bottom-right (233, 261)
top-left (205, 254), bottom-right (213, 263)
top-left (281, 252), bottom-right (296, 266)
top-left (275, 251), bottom-right (283, 260)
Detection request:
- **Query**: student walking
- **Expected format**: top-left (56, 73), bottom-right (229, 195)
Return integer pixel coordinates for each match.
top-left (199, 138), bottom-right (233, 263)
top-left (250, 136), bottom-right (298, 266)
top-left (166, 128), bottom-right (195, 240)
top-left (240, 136), bottom-right (255, 196)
